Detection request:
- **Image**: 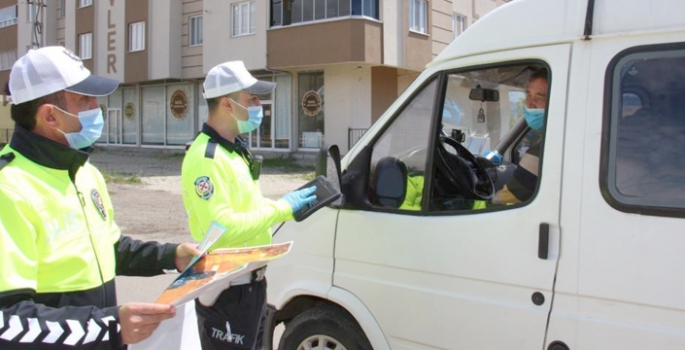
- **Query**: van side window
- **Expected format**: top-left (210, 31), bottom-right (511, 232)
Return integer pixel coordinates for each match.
top-left (432, 64), bottom-right (549, 212)
top-left (368, 79), bottom-right (437, 210)
top-left (604, 47), bottom-right (685, 214)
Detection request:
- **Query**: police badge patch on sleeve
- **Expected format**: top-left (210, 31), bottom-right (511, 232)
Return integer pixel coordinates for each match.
top-left (91, 189), bottom-right (107, 220)
top-left (195, 176), bottom-right (214, 200)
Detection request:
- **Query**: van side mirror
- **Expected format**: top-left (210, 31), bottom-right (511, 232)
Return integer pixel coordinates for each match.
top-left (372, 157), bottom-right (407, 208)
top-left (469, 85), bottom-right (500, 102)
top-left (328, 145), bottom-right (343, 190)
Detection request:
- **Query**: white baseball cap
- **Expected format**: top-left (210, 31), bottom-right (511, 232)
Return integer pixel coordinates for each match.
top-left (203, 61), bottom-right (276, 99)
top-left (8, 46), bottom-right (119, 105)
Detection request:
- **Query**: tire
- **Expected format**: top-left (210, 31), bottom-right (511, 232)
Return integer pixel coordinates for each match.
top-left (278, 304), bottom-right (373, 350)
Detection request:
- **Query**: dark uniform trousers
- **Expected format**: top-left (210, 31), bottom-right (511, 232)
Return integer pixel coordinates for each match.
top-left (195, 277), bottom-right (267, 350)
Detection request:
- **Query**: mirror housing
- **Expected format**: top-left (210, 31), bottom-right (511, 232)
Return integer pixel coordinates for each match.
top-left (469, 85), bottom-right (500, 102)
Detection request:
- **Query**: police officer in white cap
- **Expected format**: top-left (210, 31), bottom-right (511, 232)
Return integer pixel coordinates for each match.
top-left (182, 61), bottom-right (317, 350)
top-left (0, 46), bottom-right (201, 349)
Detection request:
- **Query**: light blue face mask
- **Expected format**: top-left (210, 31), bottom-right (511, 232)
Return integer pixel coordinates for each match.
top-left (523, 106), bottom-right (545, 130)
top-left (55, 106), bottom-right (104, 150)
top-left (230, 99), bottom-right (263, 134)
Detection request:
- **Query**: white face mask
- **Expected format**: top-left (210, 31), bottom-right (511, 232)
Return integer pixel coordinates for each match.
top-left (54, 105), bottom-right (104, 149)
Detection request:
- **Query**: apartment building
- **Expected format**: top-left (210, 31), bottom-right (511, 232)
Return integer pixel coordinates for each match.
top-left (0, 0), bottom-right (509, 154)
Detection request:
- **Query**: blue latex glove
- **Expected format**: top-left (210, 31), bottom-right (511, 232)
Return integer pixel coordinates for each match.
top-left (281, 186), bottom-right (318, 212)
top-left (483, 150), bottom-right (502, 165)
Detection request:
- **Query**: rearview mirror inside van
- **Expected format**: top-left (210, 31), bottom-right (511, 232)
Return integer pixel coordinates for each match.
top-left (469, 85), bottom-right (500, 102)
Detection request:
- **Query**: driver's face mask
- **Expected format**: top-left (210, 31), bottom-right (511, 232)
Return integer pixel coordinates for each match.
top-left (523, 106), bottom-right (545, 130)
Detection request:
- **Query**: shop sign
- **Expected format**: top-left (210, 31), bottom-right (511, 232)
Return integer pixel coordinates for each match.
top-left (301, 90), bottom-right (322, 117)
top-left (170, 90), bottom-right (189, 119)
top-left (124, 102), bottom-right (136, 120)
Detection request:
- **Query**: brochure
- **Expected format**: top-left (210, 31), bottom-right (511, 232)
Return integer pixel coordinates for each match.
top-left (155, 241), bottom-right (292, 306)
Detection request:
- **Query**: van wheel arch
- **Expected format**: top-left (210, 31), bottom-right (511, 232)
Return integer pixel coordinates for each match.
top-left (273, 296), bottom-right (325, 325)
top-left (277, 302), bottom-right (372, 350)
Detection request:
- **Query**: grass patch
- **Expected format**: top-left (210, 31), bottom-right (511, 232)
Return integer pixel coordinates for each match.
top-left (262, 157), bottom-right (316, 180)
top-left (102, 171), bottom-right (142, 185)
top-left (262, 158), bottom-right (314, 172)
top-left (300, 172), bottom-right (316, 181)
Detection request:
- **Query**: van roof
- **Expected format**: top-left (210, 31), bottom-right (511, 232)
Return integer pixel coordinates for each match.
top-left (431, 0), bottom-right (685, 66)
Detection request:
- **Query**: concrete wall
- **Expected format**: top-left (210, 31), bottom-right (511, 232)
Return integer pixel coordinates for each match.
top-left (382, 0), bottom-right (402, 67)
top-left (96, 0), bottom-right (125, 80)
top-left (204, 0), bottom-right (267, 73)
top-left (43, 0), bottom-right (57, 47)
top-left (268, 19), bottom-right (383, 69)
top-left (398, 71), bottom-right (420, 95)
top-left (454, 0), bottom-right (473, 25)
top-left (63, 0), bottom-right (76, 53)
top-left (324, 64), bottom-right (372, 153)
top-left (17, 2), bottom-right (32, 54)
top-left (372, 66), bottom-right (399, 124)
top-left (124, 0), bottom-right (148, 83)
top-left (57, 0), bottom-right (65, 45)
top-left (0, 97), bottom-right (11, 130)
top-left (76, 2), bottom-right (94, 71)
top-left (0, 0), bottom-right (16, 87)
top-left (149, 0), bottom-right (182, 80)
top-left (404, 0), bottom-right (432, 71)
top-left (181, 0), bottom-right (202, 79)
top-left (432, 0), bottom-right (453, 57)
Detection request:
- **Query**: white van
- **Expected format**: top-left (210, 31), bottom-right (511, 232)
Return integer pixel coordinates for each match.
top-left (264, 0), bottom-right (685, 349)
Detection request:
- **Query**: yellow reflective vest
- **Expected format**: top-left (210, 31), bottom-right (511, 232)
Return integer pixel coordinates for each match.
top-left (0, 127), bottom-right (178, 350)
top-left (0, 144), bottom-right (118, 297)
top-left (181, 124), bottom-right (293, 250)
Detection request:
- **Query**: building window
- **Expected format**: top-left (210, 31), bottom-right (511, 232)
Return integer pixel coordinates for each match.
top-left (59, 0), bottom-right (65, 19)
top-left (129, 22), bottom-right (145, 52)
top-left (0, 5), bottom-right (17, 28)
top-left (603, 45), bottom-right (685, 216)
top-left (409, 0), bottom-right (427, 34)
top-left (0, 50), bottom-right (17, 71)
top-left (79, 0), bottom-right (92, 8)
top-left (233, 1), bottom-right (255, 36)
top-left (271, 0), bottom-right (378, 27)
top-left (78, 33), bottom-right (92, 60)
top-left (190, 15), bottom-right (203, 46)
top-left (26, 3), bottom-right (37, 23)
top-left (452, 13), bottom-right (467, 39)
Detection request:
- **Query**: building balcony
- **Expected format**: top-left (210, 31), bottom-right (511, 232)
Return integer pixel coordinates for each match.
top-left (267, 18), bottom-right (382, 69)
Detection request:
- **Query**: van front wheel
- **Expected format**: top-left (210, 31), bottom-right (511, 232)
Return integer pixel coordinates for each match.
top-left (278, 304), bottom-right (372, 350)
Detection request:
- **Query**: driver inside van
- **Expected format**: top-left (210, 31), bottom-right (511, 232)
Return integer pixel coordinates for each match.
top-left (492, 69), bottom-right (548, 204)
top-left (388, 69), bottom-right (548, 211)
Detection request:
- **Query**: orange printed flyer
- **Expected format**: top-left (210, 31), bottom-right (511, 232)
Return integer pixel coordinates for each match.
top-left (154, 221), bottom-right (292, 306)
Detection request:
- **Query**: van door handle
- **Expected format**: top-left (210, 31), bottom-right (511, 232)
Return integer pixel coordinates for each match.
top-left (538, 223), bottom-right (550, 259)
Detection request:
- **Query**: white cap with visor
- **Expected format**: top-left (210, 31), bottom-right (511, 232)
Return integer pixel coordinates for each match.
top-left (203, 61), bottom-right (276, 99)
top-left (8, 46), bottom-right (119, 105)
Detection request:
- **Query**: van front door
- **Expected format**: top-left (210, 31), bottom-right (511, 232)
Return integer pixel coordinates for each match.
top-left (334, 44), bottom-right (570, 349)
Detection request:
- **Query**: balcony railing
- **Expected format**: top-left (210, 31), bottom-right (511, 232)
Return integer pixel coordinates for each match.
top-left (271, 0), bottom-right (379, 27)
top-left (0, 128), bottom-right (13, 145)
top-left (348, 128), bottom-right (368, 150)
top-left (0, 17), bottom-right (16, 29)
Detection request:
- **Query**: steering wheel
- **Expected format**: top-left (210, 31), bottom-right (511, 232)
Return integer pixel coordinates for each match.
top-left (434, 135), bottom-right (495, 200)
